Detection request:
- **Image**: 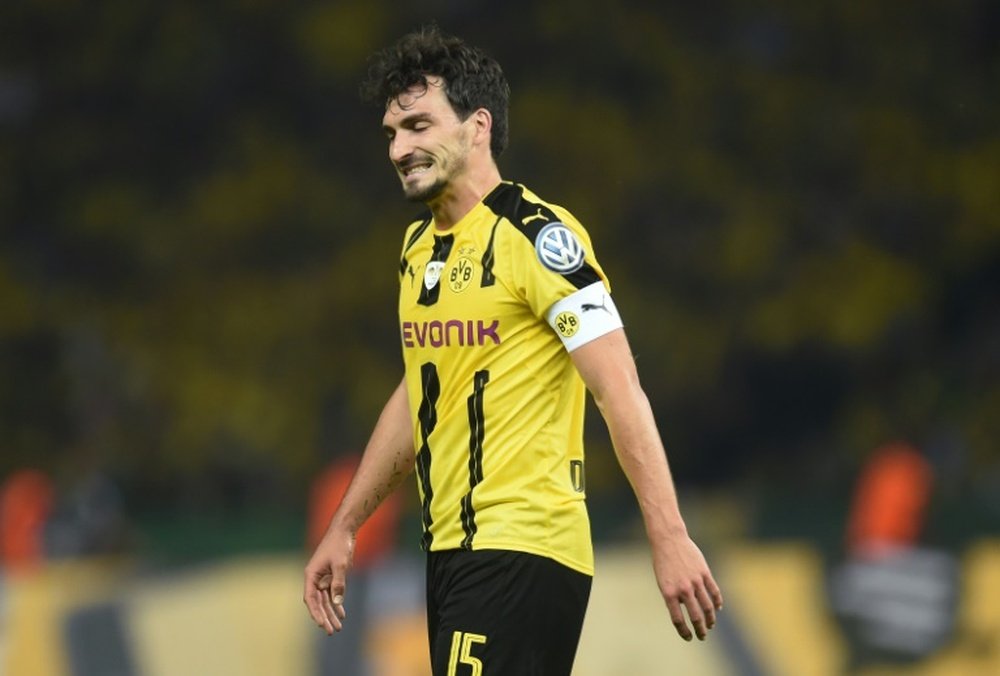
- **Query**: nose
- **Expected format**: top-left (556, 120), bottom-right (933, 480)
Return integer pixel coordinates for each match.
top-left (389, 132), bottom-right (412, 165)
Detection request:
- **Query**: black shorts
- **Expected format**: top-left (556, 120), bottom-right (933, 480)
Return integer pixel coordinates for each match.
top-left (425, 549), bottom-right (592, 676)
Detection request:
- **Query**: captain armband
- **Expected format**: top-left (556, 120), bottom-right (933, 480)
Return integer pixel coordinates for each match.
top-left (545, 281), bottom-right (624, 352)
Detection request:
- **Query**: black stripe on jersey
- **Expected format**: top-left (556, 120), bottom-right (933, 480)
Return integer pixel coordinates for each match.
top-left (479, 215), bottom-right (503, 287)
top-left (483, 182), bottom-right (603, 290)
top-left (399, 216), bottom-right (432, 277)
top-left (417, 234), bottom-right (454, 306)
top-left (416, 362), bottom-right (440, 551)
top-left (482, 181), bottom-right (523, 218)
top-left (460, 369), bottom-right (489, 549)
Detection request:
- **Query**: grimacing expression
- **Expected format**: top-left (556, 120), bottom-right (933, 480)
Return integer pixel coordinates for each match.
top-left (382, 77), bottom-right (474, 203)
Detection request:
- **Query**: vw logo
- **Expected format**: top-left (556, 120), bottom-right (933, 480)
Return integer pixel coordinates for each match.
top-left (535, 223), bottom-right (585, 274)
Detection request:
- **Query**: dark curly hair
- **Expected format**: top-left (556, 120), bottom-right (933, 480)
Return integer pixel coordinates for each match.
top-left (360, 25), bottom-right (511, 160)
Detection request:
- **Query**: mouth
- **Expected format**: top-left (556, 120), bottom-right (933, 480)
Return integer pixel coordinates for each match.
top-left (400, 160), bottom-right (433, 179)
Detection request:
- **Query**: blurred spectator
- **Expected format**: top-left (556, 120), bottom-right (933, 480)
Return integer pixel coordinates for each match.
top-left (44, 468), bottom-right (130, 559)
top-left (0, 469), bottom-right (54, 573)
top-left (845, 441), bottom-right (933, 558)
top-left (830, 441), bottom-right (960, 672)
top-left (0, 469), bottom-right (53, 675)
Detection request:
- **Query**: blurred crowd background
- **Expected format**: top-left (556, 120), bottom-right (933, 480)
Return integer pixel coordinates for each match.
top-left (1, 1), bottom-right (998, 675)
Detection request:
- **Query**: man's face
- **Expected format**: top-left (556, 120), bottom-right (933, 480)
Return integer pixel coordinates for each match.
top-left (382, 76), bottom-right (473, 203)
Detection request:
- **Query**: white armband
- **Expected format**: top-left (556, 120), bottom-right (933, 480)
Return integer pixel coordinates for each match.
top-left (545, 281), bottom-right (624, 352)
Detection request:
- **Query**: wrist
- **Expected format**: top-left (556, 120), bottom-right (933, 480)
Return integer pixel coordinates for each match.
top-left (328, 512), bottom-right (360, 538)
top-left (643, 508), bottom-right (688, 541)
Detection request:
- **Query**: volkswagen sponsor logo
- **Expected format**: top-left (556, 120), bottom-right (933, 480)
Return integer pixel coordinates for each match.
top-left (535, 223), bottom-right (585, 274)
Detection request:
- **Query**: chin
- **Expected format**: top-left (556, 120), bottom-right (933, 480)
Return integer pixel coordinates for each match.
top-left (404, 178), bottom-right (447, 203)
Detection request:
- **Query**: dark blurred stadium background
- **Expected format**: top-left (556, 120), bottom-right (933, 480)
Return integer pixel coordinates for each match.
top-left (1, 1), bottom-right (998, 674)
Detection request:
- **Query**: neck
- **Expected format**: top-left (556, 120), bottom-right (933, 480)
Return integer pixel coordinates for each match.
top-left (427, 163), bottom-right (503, 230)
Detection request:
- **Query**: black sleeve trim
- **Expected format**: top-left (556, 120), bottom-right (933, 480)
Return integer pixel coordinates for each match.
top-left (398, 216), bottom-right (432, 276)
top-left (484, 183), bottom-right (602, 290)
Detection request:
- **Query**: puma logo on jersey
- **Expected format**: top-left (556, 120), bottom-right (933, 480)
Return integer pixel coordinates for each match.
top-left (407, 265), bottom-right (416, 287)
top-left (523, 208), bottom-right (548, 225)
top-left (582, 297), bottom-right (611, 315)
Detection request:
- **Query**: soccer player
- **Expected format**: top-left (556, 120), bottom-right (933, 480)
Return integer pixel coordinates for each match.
top-left (304, 25), bottom-right (723, 675)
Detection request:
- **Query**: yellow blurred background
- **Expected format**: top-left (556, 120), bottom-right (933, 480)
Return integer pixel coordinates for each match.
top-left (3, 537), bottom-right (999, 675)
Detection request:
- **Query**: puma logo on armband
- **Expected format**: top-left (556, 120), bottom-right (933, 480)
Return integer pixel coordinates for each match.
top-left (582, 297), bottom-right (611, 315)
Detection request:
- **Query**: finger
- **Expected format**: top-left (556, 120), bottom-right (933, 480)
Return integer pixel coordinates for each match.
top-left (333, 595), bottom-right (347, 622)
top-left (665, 596), bottom-right (693, 641)
top-left (322, 590), bottom-right (342, 633)
top-left (694, 584), bottom-right (717, 630)
top-left (305, 586), bottom-right (334, 634)
top-left (327, 574), bottom-right (347, 627)
top-left (675, 586), bottom-right (708, 641)
top-left (324, 572), bottom-right (347, 631)
top-left (304, 571), bottom-right (335, 634)
top-left (681, 589), bottom-right (709, 641)
top-left (705, 573), bottom-right (724, 610)
top-left (302, 574), bottom-right (325, 627)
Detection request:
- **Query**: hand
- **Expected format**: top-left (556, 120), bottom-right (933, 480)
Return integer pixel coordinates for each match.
top-left (651, 533), bottom-right (724, 641)
top-left (303, 527), bottom-right (354, 635)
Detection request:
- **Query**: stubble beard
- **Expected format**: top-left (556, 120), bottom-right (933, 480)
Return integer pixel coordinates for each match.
top-left (403, 176), bottom-right (448, 203)
top-left (402, 146), bottom-right (468, 205)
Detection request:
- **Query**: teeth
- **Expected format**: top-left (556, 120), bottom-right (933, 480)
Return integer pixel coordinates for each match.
top-left (405, 164), bottom-right (431, 176)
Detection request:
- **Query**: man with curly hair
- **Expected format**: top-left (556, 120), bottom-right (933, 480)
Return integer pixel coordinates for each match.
top-left (304, 25), bottom-right (723, 675)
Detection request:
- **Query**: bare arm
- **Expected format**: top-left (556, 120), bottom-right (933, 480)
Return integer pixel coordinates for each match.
top-left (571, 329), bottom-right (723, 641)
top-left (303, 376), bottom-right (415, 634)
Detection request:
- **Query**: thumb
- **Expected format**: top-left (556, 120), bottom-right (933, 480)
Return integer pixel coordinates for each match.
top-left (329, 570), bottom-right (346, 601)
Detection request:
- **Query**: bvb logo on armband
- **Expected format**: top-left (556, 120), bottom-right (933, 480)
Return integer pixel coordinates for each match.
top-left (555, 311), bottom-right (580, 338)
top-left (449, 257), bottom-right (475, 293)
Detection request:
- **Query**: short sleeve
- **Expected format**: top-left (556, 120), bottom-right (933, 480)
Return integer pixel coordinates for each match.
top-left (507, 209), bottom-right (611, 320)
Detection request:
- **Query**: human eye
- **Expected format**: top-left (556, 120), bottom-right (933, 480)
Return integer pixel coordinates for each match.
top-left (408, 116), bottom-right (433, 132)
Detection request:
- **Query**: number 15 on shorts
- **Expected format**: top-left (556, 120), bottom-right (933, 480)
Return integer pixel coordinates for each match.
top-left (448, 630), bottom-right (487, 676)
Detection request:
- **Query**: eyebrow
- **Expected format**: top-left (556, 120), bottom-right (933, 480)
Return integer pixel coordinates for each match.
top-left (382, 111), bottom-right (434, 135)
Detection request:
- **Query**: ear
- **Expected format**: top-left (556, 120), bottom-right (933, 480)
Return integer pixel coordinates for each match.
top-left (469, 107), bottom-right (493, 148)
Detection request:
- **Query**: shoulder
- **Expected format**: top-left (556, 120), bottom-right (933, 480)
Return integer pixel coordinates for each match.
top-left (484, 182), bottom-right (586, 245)
top-left (486, 183), bottom-right (601, 287)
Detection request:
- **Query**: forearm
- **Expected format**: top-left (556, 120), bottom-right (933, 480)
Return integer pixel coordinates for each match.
top-left (571, 331), bottom-right (688, 541)
top-left (573, 330), bottom-right (722, 641)
top-left (593, 378), bottom-right (688, 540)
top-left (328, 377), bottom-right (415, 535)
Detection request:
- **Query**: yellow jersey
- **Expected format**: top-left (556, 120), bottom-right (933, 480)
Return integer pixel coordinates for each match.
top-left (398, 181), bottom-right (622, 575)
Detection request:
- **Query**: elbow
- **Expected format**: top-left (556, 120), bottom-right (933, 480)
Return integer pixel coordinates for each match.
top-left (589, 367), bottom-right (644, 415)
